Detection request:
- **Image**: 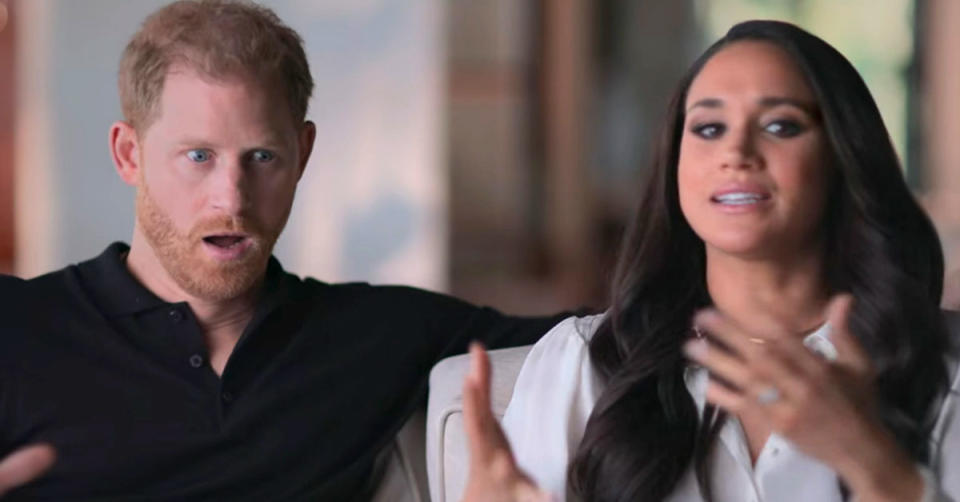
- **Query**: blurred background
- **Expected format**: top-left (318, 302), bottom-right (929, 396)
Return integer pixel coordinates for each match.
top-left (0, 0), bottom-right (957, 314)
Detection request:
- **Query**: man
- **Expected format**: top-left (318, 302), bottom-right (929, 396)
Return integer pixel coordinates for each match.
top-left (0, 1), bottom-right (564, 499)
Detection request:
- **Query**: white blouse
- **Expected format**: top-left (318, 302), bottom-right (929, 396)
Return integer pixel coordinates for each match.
top-left (501, 315), bottom-right (960, 502)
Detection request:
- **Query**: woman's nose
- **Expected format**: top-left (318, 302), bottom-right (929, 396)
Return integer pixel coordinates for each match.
top-left (720, 126), bottom-right (760, 170)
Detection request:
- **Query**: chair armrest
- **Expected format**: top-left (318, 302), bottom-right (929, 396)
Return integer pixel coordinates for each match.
top-left (426, 345), bottom-right (534, 502)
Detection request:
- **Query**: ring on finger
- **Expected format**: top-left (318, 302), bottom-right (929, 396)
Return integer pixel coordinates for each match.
top-left (756, 385), bottom-right (780, 405)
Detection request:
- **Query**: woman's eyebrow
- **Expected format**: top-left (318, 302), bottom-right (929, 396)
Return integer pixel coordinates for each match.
top-left (757, 96), bottom-right (818, 114)
top-left (686, 98), bottom-right (723, 113)
top-left (685, 96), bottom-right (818, 115)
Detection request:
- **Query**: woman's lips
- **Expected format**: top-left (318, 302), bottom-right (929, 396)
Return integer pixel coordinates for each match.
top-left (709, 185), bottom-right (772, 213)
top-left (710, 191), bottom-right (771, 205)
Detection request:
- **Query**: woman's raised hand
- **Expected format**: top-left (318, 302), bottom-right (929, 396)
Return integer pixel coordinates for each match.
top-left (460, 343), bottom-right (552, 502)
top-left (684, 294), bottom-right (925, 501)
top-left (0, 444), bottom-right (56, 498)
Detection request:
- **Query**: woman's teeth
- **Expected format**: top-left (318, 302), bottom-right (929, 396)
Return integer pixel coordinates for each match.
top-left (712, 192), bottom-right (768, 205)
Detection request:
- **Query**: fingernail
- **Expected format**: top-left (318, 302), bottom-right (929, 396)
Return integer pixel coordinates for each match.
top-left (693, 309), bottom-right (718, 325)
top-left (683, 339), bottom-right (708, 358)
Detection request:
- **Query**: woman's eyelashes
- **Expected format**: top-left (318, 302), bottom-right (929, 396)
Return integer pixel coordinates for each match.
top-left (688, 118), bottom-right (806, 140)
top-left (690, 122), bottom-right (725, 139)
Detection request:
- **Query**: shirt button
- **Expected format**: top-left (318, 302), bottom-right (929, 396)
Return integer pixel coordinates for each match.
top-left (221, 391), bottom-right (234, 403)
top-left (188, 354), bottom-right (204, 368)
top-left (772, 446), bottom-right (780, 456)
top-left (169, 309), bottom-right (184, 323)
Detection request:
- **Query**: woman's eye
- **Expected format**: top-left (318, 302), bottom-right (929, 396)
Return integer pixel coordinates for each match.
top-left (186, 149), bottom-right (211, 163)
top-left (251, 150), bottom-right (276, 163)
top-left (765, 120), bottom-right (804, 137)
top-left (692, 123), bottom-right (725, 139)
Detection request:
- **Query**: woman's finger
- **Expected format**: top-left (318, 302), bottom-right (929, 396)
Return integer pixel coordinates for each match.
top-left (463, 342), bottom-right (492, 460)
top-left (463, 342), bottom-right (511, 465)
top-left (683, 338), bottom-right (752, 389)
top-left (0, 444), bottom-right (56, 497)
top-left (693, 309), bottom-right (769, 361)
top-left (825, 294), bottom-right (872, 377)
top-left (748, 336), bottom-right (830, 396)
top-left (512, 478), bottom-right (554, 502)
top-left (695, 308), bottom-right (831, 385)
top-left (703, 379), bottom-right (749, 413)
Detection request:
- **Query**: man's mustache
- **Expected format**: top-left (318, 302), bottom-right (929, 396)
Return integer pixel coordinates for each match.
top-left (188, 216), bottom-right (266, 241)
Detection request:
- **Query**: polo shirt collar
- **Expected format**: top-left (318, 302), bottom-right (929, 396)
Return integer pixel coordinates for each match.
top-left (76, 241), bottom-right (290, 319)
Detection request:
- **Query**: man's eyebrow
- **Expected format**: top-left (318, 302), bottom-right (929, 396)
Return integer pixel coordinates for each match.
top-left (173, 138), bottom-right (288, 149)
top-left (173, 137), bottom-right (217, 149)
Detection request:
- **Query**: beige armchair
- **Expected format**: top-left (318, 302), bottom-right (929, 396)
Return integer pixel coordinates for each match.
top-left (424, 346), bottom-right (534, 502)
top-left (368, 345), bottom-right (532, 502)
top-left (370, 409), bottom-right (430, 502)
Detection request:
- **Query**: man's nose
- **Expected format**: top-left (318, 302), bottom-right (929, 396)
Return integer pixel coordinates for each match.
top-left (209, 160), bottom-right (249, 214)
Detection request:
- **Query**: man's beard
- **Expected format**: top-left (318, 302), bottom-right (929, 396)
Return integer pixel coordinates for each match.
top-left (135, 184), bottom-right (280, 301)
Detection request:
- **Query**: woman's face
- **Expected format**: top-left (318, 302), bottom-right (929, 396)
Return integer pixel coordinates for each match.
top-left (677, 41), bottom-right (832, 261)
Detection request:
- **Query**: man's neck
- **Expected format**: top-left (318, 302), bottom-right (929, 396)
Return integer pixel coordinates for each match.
top-left (705, 246), bottom-right (831, 336)
top-left (126, 231), bottom-right (261, 374)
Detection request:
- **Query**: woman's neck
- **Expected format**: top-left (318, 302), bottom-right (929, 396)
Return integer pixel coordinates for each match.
top-left (705, 247), bottom-right (831, 337)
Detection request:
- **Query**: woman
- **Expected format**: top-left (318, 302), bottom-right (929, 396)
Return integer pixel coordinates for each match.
top-left (459, 20), bottom-right (959, 502)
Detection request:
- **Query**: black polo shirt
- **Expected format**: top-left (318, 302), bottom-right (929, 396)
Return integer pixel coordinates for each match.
top-left (0, 243), bottom-right (564, 501)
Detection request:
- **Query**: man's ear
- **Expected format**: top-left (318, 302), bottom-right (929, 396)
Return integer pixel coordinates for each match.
top-left (296, 120), bottom-right (316, 181)
top-left (110, 121), bottom-right (142, 186)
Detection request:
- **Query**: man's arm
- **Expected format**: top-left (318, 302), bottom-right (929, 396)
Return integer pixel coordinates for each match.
top-left (382, 285), bottom-right (580, 360)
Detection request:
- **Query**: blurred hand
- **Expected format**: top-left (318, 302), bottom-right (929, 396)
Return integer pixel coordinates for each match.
top-left (0, 444), bottom-right (56, 498)
top-left (943, 268), bottom-right (960, 309)
top-left (685, 294), bottom-right (923, 501)
top-left (461, 343), bottom-right (552, 502)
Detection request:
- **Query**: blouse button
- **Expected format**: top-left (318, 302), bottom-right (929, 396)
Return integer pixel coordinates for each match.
top-left (189, 354), bottom-right (204, 368)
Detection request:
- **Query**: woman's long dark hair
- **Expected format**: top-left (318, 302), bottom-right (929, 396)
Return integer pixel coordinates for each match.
top-left (568, 20), bottom-right (951, 501)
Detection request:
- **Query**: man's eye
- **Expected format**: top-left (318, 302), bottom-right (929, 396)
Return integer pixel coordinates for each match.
top-left (186, 150), bottom-right (211, 163)
top-left (251, 150), bottom-right (276, 163)
top-left (765, 120), bottom-right (804, 137)
top-left (692, 123), bottom-right (725, 139)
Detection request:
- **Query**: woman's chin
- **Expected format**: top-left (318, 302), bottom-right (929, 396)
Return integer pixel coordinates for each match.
top-left (702, 236), bottom-right (778, 261)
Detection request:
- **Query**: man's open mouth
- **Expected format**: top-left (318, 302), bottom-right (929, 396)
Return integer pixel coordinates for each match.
top-left (202, 235), bottom-right (248, 249)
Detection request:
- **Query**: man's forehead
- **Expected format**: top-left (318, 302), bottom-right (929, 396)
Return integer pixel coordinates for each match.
top-left (147, 69), bottom-right (299, 145)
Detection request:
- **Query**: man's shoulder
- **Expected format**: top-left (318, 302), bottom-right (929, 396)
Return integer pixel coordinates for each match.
top-left (296, 276), bottom-right (467, 307)
top-left (0, 268), bottom-right (78, 356)
top-left (0, 272), bottom-right (26, 290)
top-left (0, 265), bottom-right (78, 302)
top-left (286, 277), bottom-right (483, 330)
